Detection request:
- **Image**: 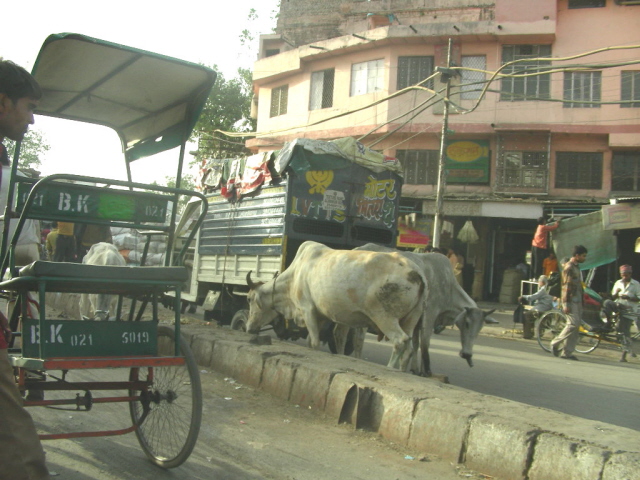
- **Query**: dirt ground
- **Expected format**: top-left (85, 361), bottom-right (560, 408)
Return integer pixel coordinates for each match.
top-left (27, 296), bottom-right (495, 479)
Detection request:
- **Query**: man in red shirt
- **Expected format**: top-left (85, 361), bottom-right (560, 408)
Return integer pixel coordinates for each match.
top-left (0, 59), bottom-right (50, 479)
top-left (531, 217), bottom-right (561, 280)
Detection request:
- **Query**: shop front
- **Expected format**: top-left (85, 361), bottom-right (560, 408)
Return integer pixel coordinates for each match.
top-left (421, 198), bottom-right (542, 301)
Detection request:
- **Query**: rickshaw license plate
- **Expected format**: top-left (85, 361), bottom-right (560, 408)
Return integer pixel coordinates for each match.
top-left (22, 320), bottom-right (158, 358)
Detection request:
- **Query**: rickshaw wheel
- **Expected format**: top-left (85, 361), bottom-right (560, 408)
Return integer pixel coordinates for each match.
top-left (535, 311), bottom-right (566, 352)
top-left (129, 325), bottom-right (202, 469)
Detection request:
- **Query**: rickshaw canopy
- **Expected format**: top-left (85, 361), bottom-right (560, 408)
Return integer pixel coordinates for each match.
top-left (30, 33), bottom-right (217, 163)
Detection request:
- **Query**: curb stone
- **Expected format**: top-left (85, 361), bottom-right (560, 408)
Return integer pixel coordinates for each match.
top-left (182, 324), bottom-right (640, 480)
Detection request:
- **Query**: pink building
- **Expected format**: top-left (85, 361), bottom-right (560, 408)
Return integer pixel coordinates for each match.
top-left (248, 0), bottom-right (640, 300)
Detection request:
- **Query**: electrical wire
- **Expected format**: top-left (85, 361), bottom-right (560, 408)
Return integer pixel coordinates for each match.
top-left (207, 43), bottom-right (640, 146)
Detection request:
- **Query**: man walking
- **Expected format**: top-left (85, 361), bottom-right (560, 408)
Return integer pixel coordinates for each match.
top-left (550, 245), bottom-right (588, 361)
top-left (0, 59), bottom-right (51, 479)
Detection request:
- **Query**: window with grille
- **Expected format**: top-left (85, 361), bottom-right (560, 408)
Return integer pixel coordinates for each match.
top-left (563, 71), bottom-right (601, 108)
top-left (351, 59), bottom-right (384, 96)
top-left (501, 151), bottom-right (548, 188)
top-left (270, 85), bottom-right (288, 117)
top-left (461, 55), bottom-right (486, 100)
top-left (612, 152), bottom-right (640, 191)
top-left (569, 0), bottom-right (605, 8)
top-left (621, 71), bottom-right (640, 108)
top-left (555, 152), bottom-right (602, 189)
top-left (309, 69), bottom-right (335, 110)
top-left (500, 45), bottom-right (551, 101)
top-left (397, 150), bottom-right (439, 185)
top-left (397, 56), bottom-right (434, 90)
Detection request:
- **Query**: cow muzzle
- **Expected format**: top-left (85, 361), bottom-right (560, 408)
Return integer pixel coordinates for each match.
top-left (459, 351), bottom-right (473, 367)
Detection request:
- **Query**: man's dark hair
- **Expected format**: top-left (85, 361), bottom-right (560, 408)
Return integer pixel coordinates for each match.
top-left (573, 245), bottom-right (588, 256)
top-left (0, 60), bottom-right (42, 103)
top-left (537, 217), bottom-right (545, 225)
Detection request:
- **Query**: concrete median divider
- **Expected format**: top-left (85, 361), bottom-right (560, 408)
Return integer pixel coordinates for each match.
top-left (180, 324), bottom-right (639, 480)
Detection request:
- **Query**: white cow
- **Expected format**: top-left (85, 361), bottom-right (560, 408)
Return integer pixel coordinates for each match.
top-left (79, 242), bottom-right (126, 321)
top-left (245, 241), bottom-right (428, 371)
top-left (356, 244), bottom-right (494, 376)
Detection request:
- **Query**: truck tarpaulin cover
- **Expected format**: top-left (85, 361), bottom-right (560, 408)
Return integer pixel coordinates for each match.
top-left (551, 211), bottom-right (616, 270)
top-left (274, 137), bottom-right (403, 176)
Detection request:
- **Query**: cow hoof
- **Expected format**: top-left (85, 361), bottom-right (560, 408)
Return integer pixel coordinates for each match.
top-left (249, 335), bottom-right (272, 346)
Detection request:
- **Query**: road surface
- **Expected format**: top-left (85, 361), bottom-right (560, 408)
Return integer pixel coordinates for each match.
top-left (359, 325), bottom-right (640, 431)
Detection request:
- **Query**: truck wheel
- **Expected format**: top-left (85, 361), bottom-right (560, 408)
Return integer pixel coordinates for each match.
top-left (231, 309), bottom-right (250, 332)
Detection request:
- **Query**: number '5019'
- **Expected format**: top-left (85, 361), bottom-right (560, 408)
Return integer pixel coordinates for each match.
top-left (122, 332), bottom-right (150, 344)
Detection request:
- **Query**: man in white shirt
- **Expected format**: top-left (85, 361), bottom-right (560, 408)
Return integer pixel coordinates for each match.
top-left (602, 264), bottom-right (639, 362)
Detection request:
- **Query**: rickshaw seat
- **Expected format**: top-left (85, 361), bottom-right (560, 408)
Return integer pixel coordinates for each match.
top-left (19, 261), bottom-right (187, 282)
top-left (0, 261), bottom-right (187, 295)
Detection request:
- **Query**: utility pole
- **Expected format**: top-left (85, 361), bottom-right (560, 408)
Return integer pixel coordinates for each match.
top-left (432, 38), bottom-right (454, 248)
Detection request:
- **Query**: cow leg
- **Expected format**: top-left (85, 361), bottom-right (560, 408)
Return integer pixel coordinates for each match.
top-left (408, 324), bottom-right (422, 375)
top-left (304, 312), bottom-right (321, 350)
top-left (419, 313), bottom-right (436, 377)
top-left (79, 294), bottom-right (92, 320)
top-left (332, 323), bottom-right (349, 355)
top-left (383, 326), bottom-right (411, 370)
top-left (388, 337), bottom-right (413, 371)
top-left (352, 328), bottom-right (365, 359)
top-left (94, 294), bottom-right (111, 321)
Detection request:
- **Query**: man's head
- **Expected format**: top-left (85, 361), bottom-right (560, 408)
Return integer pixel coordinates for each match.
top-left (537, 217), bottom-right (545, 225)
top-left (0, 60), bottom-right (42, 142)
top-left (538, 275), bottom-right (548, 287)
top-left (620, 264), bottom-right (632, 280)
top-left (572, 245), bottom-right (588, 264)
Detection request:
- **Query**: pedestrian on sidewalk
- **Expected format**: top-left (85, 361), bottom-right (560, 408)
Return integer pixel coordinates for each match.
top-left (550, 245), bottom-right (587, 361)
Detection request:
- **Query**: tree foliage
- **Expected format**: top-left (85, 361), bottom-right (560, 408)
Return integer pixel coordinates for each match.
top-left (190, 66), bottom-right (255, 163)
top-left (4, 129), bottom-right (50, 172)
top-left (150, 174), bottom-right (197, 214)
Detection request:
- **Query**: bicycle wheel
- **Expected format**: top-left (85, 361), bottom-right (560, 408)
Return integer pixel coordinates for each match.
top-left (535, 311), bottom-right (565, 352)
top-left (575, 326), bottom-right (600, 354)
top-left (129, 325), bottom-right (202, 469)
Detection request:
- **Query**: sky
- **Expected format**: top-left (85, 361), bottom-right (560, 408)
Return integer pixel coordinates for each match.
top-left (1, 0), bottom-right (280, 184)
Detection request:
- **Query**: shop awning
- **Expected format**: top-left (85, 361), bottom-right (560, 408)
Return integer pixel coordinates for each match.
top-left (397, 224), bottom-right (430, 249)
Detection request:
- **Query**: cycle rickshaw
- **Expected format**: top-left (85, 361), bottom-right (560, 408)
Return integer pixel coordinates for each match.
top-left (534, 290), bottom-right (638, 357)
top-left (1, 33), bottom-right (216, 468)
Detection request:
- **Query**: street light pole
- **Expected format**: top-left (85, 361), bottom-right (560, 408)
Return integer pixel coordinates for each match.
top-left (432, 38), bottom-right (454, 249)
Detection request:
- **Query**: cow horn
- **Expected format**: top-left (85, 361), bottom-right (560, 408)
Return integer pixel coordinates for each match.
top-left (246, 270), bottom-right (257, 290)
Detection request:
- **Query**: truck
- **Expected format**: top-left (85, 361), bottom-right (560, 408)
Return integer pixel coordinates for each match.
top-left (172, 137), bottom-right (403, 351)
